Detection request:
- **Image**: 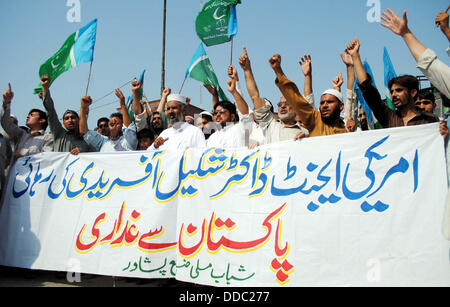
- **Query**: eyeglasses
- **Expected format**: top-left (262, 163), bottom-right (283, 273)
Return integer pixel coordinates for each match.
top-left (277, 101), bottom-right (289, 107)
top-left (98, 124), bottom-right (108, 129)
top-left (213, 109), bottom-right (227, 115)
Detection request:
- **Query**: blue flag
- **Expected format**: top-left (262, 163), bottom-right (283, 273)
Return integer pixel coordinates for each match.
top-left (383, 47), bottom-right (397, 110)
top-left (227, 5), bottom-right (238, 37)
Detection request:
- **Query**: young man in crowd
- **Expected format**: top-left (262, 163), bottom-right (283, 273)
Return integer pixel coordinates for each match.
top-left (79, 87), bottom-right (139, 152)
top-left (39, 75), bottom-right (93, 155)
top-left (1, 83), bottom-right (53, 161)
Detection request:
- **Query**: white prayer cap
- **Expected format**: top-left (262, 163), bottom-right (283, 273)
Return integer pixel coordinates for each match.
top-left (167, 94), bottom-right (187, 104)
top-left (10, 114), bottom-right (18, 121)
top-left (200, 111), bottom-right (213, 118)
top-left (321, 89), bottom-right (343, 103)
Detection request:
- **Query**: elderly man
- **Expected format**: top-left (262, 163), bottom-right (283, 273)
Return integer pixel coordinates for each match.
top-left (269, 54), bottom-right (347, 137)
top-left (150, 94), bottom-right (206, 151)
top-left (40, 75), bottom-right (92, 155)
top-left (2, 83), bottom-right (53, 160)
top-left (237, 48), bottom-right (306, 145)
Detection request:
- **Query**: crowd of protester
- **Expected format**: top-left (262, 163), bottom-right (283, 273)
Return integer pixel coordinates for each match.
top-left (1, 7), bottom-right (450, 193)
top-left (0, 5), bottom-right (450, 282)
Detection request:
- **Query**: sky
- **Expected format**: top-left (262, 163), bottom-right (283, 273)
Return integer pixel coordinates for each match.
top-left (0, 0), bottom-right (449, 129)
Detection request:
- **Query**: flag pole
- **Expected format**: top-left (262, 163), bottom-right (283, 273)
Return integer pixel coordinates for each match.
top-left (161, 0), bottom-right (167, 96)
top-left (230, 37), bottom-right (234, 66)
top-left (179, 77), bottom-right (187, 94)
top-left (85, 61), bottom-right (93, 96)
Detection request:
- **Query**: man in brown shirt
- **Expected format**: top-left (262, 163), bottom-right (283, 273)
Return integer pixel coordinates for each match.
top-left (269, 54), bottom-right (347, 138)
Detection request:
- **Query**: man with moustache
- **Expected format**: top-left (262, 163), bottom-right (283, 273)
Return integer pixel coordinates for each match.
top-left (39, 75), bottom-right (93, 154)
top-left (149, 94), bottom-right (206, 151)
top-left (269, 54), bottom-right (347, 137)
top-left (79, 88), bottom-right (138, 152)
top-left (346, 38), bottom-right (441, 129)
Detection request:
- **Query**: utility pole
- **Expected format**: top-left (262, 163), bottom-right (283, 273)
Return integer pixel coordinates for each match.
top-left (161, 0), bottom-right (167, 95)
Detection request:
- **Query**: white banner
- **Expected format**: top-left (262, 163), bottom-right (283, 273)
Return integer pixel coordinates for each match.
top-left (0, 123), bottom-right (449, 286)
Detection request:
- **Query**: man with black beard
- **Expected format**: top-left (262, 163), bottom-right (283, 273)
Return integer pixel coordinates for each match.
top-left (269, 54), bottom-right (347, 137)
top-left (149, 94), bottom-right (206, 151)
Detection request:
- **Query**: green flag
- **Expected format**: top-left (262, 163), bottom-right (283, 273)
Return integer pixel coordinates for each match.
top-left (34, 19), bottom-right (98, 94)
top-left (185, 43), bottom-right (229, 101)
top-left (195, 0), bottom-right (241, 47)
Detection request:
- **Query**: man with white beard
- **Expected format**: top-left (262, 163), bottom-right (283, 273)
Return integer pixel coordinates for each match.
top-left (149, 94), bottom-right (206, 151)
top-left (254, 95), bottom-right (309, 144)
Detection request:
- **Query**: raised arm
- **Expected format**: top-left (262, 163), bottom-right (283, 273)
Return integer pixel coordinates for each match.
top-left (381, 8), bottom-right (450, 97)
top-left (115, 88), bottom-right (131, 128)
top-left (341, 49), bottom-right (356, 123)
top-left (347, 39), bottom-right (368, 85)
top-left (157, 88), bottom-right (171, 114)
top-left (381, 9), bottom-right (426, 62)
top-left (204, 84), bottom-right (219, 109)
top-left (227, 65), bottom-right (249, 115)
top-left (79, 96), bottom-right (92, 135)
top-left (239, 47), bottom-right (265, 110)
top-left (332, 71), bottom-right (344, 92)
top-left (40, 75), bottom-right (65, 138)
top-left (131, 80), bottom-right (144, 116)
top-left (299, 54), bottom-right (313, 98)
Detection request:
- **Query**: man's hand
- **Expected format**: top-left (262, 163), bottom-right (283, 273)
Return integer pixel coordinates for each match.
top-left (153, 137), bottom-right (168, 149)
top-left (80, 96), bottom-right (93, 110)
top-left (294, 132), bottom-right (308, 141)
top-left (40, 75), bottom-right (51, 93)
top-left (239, 46), bottom-right (251, 71)
top-left (204, 84), bottom-right (217, 96)
top-left (228, 64), bottom-right (239, 81)
top-left (440, 120), bottom-right (449, 140)
top-left (248, 142), bottom-right (260, 150)
top-left (70, 147), bottom-right (81, 155)
top-left (332, 71), bottom-right (344, 91)
top-left (269, 54), bottom-right (282, 71)
top-left (115, 88), bottom-right (125, 105)
top-left (435, 6), bottom-right (450, 29)
top-left (299, 54), bottom-right (312, 76)
top-left (346, 118), bottom-right (356, 133)
top-left (346, 39), bottom-right (361, 58)
top-left (2, 83), bottom-right (14, 104)
top-left (227, 78), bottom-right (236, 94)
top-left (131, 80), bottom-right (142, 93)
top-left (162, 88), bottom-right (171, 99)
top-left (340, 49), bottom-right (354, 66)
top-left (381, 9), bottom-right (410, 37)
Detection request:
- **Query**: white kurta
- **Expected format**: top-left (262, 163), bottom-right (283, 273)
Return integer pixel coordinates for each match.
top-left (206, 113), bottom-right (253, 149)
top-left (148, 122), bottom-right (206, 151)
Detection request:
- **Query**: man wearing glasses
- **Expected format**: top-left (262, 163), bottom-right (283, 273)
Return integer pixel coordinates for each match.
top-left (269, 54), bottom-right (347, 137)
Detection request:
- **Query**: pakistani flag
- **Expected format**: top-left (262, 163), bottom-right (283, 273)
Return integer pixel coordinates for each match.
top-left (196, 0), bottom-right (241, 47)
top-left (185, 43), bottom-right (228, 101)
top-left (34, 19), bottom-right (98, 94)
top-left (383, 47), bottom-right (397, 110)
